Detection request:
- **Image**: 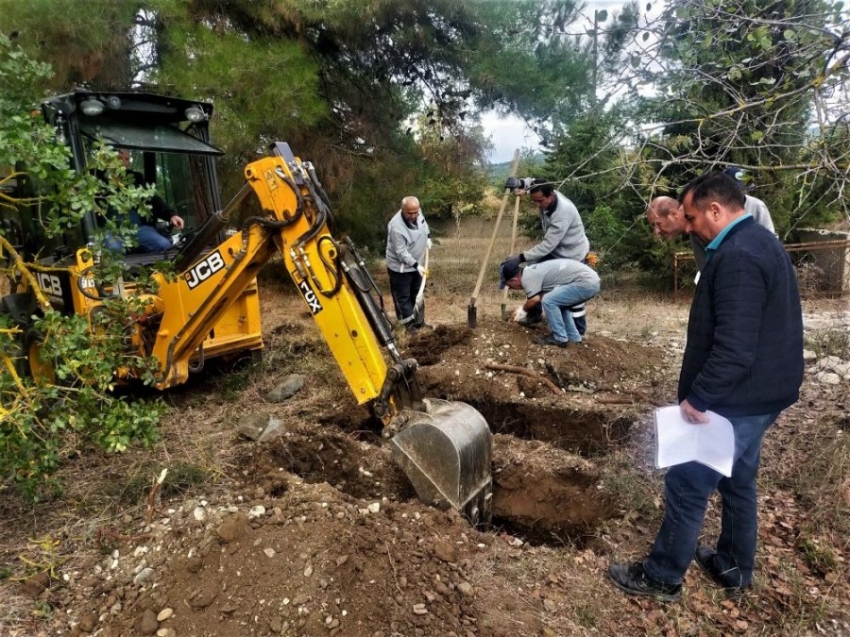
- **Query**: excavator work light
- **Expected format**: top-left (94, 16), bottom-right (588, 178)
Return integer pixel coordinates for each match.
top-left (185, 105), bottom-right (206, 122)
top-left (79, 98), bottom-right (104, 116)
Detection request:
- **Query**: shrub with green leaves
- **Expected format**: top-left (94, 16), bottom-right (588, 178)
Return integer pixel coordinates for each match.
top-left (0, 35), bottom-right (164, 499)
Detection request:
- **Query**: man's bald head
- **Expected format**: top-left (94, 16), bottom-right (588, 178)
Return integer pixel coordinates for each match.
top-left (646, 196), bottom-right (686, 239)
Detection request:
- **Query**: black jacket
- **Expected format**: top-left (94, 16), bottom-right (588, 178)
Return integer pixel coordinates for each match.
top-left (678, 217), bottom-right (803, 417)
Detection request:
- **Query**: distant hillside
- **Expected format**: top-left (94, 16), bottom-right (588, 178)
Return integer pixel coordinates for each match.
top-left (487, 153), bottom-right (546, 182)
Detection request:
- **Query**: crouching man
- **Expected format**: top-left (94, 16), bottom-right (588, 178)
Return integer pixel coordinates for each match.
top-left (500, 258), bottom-right (600, 348)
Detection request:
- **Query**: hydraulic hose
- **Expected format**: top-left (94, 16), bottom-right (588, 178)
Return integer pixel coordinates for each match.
top-left (174, 183), bottom-right (252, 272)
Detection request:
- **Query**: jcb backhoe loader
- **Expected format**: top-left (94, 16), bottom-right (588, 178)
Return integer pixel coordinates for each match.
top-left (0, 91), bottom-right (492, 525)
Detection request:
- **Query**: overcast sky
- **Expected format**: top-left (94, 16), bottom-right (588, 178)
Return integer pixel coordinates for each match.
top-left (481, 111), bottom-right (540, 163)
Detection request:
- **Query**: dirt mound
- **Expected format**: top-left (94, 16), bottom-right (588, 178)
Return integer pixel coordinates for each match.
top-left (79, 479), bottom-right (488, 637)
top-left (407, 322), bottom-right (666, 393)
top-left (68, 435), bottom-right (617, 637)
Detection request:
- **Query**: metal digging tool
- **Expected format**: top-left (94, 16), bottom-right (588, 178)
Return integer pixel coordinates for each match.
top-left (391, 399), bottom-right (493, 526)
top-left (500, 194), bottom-right (522, 321)
top-left (413, 245), bottom-right (429, 324)
top-left (467, 149), bottom-right (521, 327)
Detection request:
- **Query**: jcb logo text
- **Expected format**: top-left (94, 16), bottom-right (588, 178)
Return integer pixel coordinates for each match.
top-left (37, 273), bottom-right (63, 298)
top-left (185, 251), bottom-right (226, 289)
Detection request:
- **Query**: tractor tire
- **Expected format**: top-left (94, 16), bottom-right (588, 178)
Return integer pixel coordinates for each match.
top-left (24, 328), bottom-right (57, 385)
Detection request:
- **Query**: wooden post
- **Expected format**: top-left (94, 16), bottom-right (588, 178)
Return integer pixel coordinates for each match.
top-left (500, 194), bottom-right (522, 321)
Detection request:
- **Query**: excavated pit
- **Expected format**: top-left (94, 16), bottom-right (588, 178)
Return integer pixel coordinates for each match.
top-left (448, 398), bottom-right (634, 456)
top-left (237, 410), bottom-right (620, 546)
top-left (237, 321), bottom-right (664, 545)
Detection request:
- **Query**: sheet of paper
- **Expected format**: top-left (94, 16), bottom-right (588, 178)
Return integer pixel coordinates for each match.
top-left (654, 405), bottom-right (735, 477)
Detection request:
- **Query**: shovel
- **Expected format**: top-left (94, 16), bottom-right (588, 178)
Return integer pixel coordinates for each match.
top-left (414, 245), bottom-right (429, 324)
top-left (467, 149), bottom-right (521, 328)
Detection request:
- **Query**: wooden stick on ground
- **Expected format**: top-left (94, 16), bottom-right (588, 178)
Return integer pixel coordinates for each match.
top-left (485, 363), bottom-right (563, 396)
top-left (145, 468), bottom-right (168, 525)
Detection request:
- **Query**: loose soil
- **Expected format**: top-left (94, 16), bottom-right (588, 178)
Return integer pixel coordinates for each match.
top-left (1, 227), bottom-right (849, 637)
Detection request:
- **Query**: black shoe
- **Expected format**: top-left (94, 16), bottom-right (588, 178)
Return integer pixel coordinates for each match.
top-left (607, 563), bottom-right (682, 602)
top-left (574, 316), bottom-right (587, 335)
top-left (535, 335), bottom-right (568, 348)
top-left (694, 546), bottom-right (749, 600)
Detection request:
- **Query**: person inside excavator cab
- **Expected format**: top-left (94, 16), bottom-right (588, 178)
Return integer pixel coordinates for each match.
top-left (101, 149), bottom-right (185, 253)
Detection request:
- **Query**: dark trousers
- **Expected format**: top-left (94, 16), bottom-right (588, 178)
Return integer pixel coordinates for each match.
top-left (388, 269), bottom-right (424, 329)
top-left (643, 411), bottom-right (780, 587)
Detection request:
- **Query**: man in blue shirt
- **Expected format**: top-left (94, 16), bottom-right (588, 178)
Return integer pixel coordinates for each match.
top-left (609, 171), bottom-right (803, 602)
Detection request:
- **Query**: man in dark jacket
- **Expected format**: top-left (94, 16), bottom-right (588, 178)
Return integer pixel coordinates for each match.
top-left (609, 171), bottom-right (804, 602)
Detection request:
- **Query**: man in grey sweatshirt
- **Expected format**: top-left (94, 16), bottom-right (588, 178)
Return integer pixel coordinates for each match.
top-left (386, 196), bottom-right (431, 331)
top-left (502, 178), bottom-right (591, 332)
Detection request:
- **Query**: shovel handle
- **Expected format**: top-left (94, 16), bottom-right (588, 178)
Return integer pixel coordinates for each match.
top-left (500, 194), bottom-right (523, 318)
top-left (416, 246), bottom-right (429, 302)
top-left (469, 149), bottom-right (521, 307)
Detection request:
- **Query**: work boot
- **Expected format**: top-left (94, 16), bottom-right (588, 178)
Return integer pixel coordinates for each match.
top-left (694, 546), bottom-right (749, 600)
top-left (534, 334), bottom-right (568, 349)
top-left (607, 563), bottom-right (682, 602)
top-left (575, 316), bottom-right (587, 336)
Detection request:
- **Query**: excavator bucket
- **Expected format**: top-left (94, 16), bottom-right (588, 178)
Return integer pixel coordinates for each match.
top-left (391, 399), bottom-right (492, 526)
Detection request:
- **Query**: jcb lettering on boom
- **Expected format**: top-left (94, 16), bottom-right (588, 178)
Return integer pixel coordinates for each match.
top-left (297, 280), bottom-right (323, 315)
top-left (185, 250), bottom-right (225, 289)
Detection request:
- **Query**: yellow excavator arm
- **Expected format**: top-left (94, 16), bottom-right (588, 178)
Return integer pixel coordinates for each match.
top-left (135, 144), bottom-right (421, 424)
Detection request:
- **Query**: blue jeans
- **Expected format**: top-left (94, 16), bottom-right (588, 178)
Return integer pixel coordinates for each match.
top-left (540, 280), bottom-right (600, 343)
top-left (105, 209), bottom-right (172, 253)
top-left (136, 224), bottom-right (173, 252)
top-left (643, 411), bottom-right (781, 587)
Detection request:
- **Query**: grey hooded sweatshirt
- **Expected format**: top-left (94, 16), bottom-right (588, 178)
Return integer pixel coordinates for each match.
top-left (385, 209), bottom-right (429, 273)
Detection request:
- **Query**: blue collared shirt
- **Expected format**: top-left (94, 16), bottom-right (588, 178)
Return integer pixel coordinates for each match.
top-left (705, 214), bottom-right (752, 263)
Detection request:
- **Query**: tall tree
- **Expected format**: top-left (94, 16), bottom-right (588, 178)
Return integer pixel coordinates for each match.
top-left (0, 0), bottom-right (140, 89)
top-left (632, 0), bottom-right (850, 225)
